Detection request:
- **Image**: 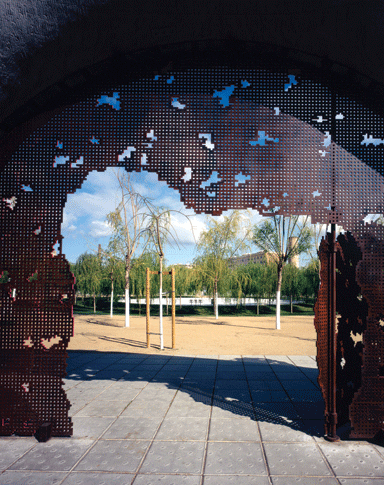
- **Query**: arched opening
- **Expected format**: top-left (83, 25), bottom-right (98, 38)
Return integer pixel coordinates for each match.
top-left (1, 64), bottom-right (384, 440)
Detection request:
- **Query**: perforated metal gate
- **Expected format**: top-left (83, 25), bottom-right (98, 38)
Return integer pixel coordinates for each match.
top-left (1, 66), bottom-right (384, 439)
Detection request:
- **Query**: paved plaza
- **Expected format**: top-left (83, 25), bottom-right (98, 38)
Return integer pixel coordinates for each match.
top-left (1, 352), bottom-right (384, 484)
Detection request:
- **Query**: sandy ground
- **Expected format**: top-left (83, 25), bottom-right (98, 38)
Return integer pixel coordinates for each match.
top-left (69, 313), bottom-right (317, 355)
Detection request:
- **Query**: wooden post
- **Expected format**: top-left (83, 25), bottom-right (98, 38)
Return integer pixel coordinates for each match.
top-left (171, 267), bottom-right (176, 349)
top-left (146, 267), bottom-right (150, 348)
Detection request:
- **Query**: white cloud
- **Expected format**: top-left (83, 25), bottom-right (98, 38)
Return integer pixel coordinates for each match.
top-left (65, 190), bottom-right (119, 219)
top-left (61, 211), bottom-right (77, 232)
top-left (89, 221), bottom-right (113, 238)
top-left (169, 212), bottom-right (206, 246)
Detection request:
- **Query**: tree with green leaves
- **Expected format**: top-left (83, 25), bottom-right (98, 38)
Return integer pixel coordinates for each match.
top-left (128, 252), bottom-right (159, 315)
top-left (282, 264), bottom-right (301, 313)
top-left (241, 262), bottom-right (275, 313)
top-left (253, 215), bottom-right (312, 329)
top-left (174, 265), bottom-right (193, 308)
top-left (74, 253), bottom-right (103, 313)
top-left (194, 210), bottom-right (252, 319)
top-left (245, 263), bottom-right (265, 314)
top-left (229, 264), bottom-right (252, 307)
top-left (300, 259), bottom-right (320, 304)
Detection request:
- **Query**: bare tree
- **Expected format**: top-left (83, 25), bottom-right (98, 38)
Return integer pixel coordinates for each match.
top-left (142, 207), bottom-right (195, 349)
top-left (107, 169), bottom-right (196, 335)
top-left (106, 170), bottom-right (153, 327)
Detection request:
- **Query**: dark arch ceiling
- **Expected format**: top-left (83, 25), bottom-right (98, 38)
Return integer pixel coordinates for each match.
top-left (1, 0), bottom-right (384, 143)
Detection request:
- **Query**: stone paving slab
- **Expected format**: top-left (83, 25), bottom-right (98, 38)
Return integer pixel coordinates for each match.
top-left (253, 402), bottom-right (301, 422)
top-left (9, 439), bottom-right (94, 472)
top-left (211, 399), bottom-right (255, 419)
top-left (0, 471), bottom-right (67, 484)
top-left (250, 389), bottom-right (290, 402)
top-left (68, 400), bottom-right (89, 416)
top-left (74, 440), bottom-right (150, 473)
top-left (337, 480), bottom-right (384, 484)
top-left (248, 380), bottom-right (284, 391)
top-left (102, 416), bottom-right (163, 440)
top-left (76, 400), bottom-right (129, 417)
top-left (166, 402), bottom-right (211, 418)
top-left (0, 439), bottom-right (36, 471)
top-left (204, 442), bottom-right (267, 475)
top-left (97, 387), bottom-right (141, 401)
top-left (257, 420), bottom-right (313, 442)
top-left (292, 401), bottom-right (325, 420)
top-left (318, 442), bottom-right (384, 477)
top-left (214, 389), bottom-right (252, 402)
top-left (271, 478), bottom-right (338, 484)
top-left (134, 475), bottom-right (200, 484)
top-left (203, 476), bottom-right (270, 484)
top-left (208, 418), bottom-right (261, 441)
top-left (1, 353), bottom-right (384, 484)
top-left (155, 417), bottom-right (209, 441)
top-left (140, 441), bottom-right (205, 474)
top-left (263, 442), bottom-right (332, 477)
top-left (61, 472), bottom-right (135, 485)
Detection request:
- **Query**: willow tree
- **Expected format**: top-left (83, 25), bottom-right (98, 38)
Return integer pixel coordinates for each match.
top-left (194, 210), bottom-right (252, 319)
top-left (74, 252), bottom-right (103, 313)
top-left (253, 215), bottom-right (312, 329)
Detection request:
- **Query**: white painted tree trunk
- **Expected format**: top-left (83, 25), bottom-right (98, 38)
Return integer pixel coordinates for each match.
top-left (110, 288), bottom-right (114, 318)
top-left (214, 280), bottom-right (219, 320)
top-left (276, 264), bottom-right (283, 330)
top-left (125, 260), bottom-right (130, 328)
top-left (159, 257), bottom-right (164, 350)
top-left (276, 289), bottom-right (281, 330)
top-left (125, 288), bottom-right (130, 327)
top-left (215, 293), bottom-right (219, 319)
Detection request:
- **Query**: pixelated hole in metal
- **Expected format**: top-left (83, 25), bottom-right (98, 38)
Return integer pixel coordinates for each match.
top-left (23, 337), bottom-right (33, 348)
top-left (41, 336), bottom-right (62, 350)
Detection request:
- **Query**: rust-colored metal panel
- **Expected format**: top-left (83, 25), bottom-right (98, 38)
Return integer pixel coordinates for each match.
top-left (1, 66), bottom-right (384, 438)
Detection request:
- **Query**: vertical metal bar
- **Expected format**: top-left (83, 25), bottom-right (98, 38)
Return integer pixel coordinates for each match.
top-left (171, 268), bottom-right (176, 349)
top-left (326, 222), bottom-right (340, 441)
top-left (325, 90), bottom-right (340, 442)
top-left (146, 267), bottom-right (150, 349)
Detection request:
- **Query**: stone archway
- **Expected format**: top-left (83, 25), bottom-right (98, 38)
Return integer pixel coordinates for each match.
top-left (1, 65), bottom-right (384, 439)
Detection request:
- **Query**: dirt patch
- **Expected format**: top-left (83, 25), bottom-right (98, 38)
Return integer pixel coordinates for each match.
top-left (69, 314), bottom-right (317, 355)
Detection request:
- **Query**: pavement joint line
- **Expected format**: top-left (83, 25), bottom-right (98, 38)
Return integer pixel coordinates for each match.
top-left (0, 441), bottom-right (40, 479)
top-left (129, 354), bottom-right (196, 482)
top-left (63, 352), bottom-right (172, 479)
top-left (373, 443), bottom-right (384, 461)
top-left (199, 355), bottom-right (218, 485)
top-left (241, 355), bottom-right (273, 484)
top-left (2, 354), bottom-right (383, 482)
top-left (314, 431), bottom-right (339, 480)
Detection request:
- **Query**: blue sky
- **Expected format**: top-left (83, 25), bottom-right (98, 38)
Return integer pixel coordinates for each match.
top-left (61, 167), bottom-right (327, 267)
top-left (61, 167), bottom-right (227, 265)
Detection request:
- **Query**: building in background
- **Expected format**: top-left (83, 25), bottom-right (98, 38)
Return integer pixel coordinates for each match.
top-left (229, 251), bottom-right (271, 267)
top-left (230, 237), bottom-right (300, 268)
